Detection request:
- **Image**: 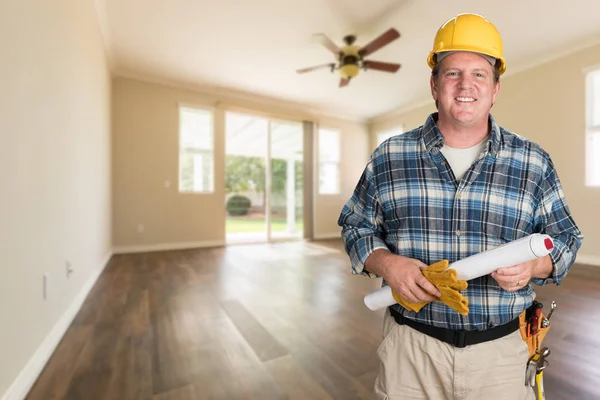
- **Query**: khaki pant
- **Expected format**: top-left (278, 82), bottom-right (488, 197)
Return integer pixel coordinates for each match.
top-left (374, 312), bottom-right (536, 400)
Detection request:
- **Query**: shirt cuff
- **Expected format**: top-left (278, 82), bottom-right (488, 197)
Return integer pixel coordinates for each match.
top-left (348, 236), bottom-right (390, 278)
top-left (530, 252), bottom-right (559, 286)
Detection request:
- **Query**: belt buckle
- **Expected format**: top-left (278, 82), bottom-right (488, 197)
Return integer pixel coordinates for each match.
top-left (453, 330), bottom-right (467, 348)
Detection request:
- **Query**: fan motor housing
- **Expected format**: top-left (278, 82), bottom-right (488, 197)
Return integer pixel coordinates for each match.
top-left (339, 45), bottom-right (361, 78)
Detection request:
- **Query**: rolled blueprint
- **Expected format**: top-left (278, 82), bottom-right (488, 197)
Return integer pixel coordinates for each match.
top-left (363, 233), bottom-right (554, 311)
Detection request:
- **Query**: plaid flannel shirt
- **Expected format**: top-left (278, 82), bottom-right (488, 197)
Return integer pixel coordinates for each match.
top-left (338, 113), bottom-right (583, 330)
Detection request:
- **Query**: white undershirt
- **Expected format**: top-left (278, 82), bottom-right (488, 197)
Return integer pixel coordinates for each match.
top-left (440, 138), bottom-right (488, 181)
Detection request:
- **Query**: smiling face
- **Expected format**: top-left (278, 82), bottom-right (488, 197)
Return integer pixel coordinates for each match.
top-left (430, 51), bottom-right (500, 130)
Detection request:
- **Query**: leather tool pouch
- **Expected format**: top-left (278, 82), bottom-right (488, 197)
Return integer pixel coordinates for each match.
top-left (519, 309), bottom-right (550, 357)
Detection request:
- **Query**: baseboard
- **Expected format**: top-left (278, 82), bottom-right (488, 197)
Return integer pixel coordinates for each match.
top-left (313, 233), bottom-right (341, 240)
top-left (575, 253), bottom-right (600, 267)
top-left (113, 240), bottom-right (225, 254)
top-left (1, 251), bottom-right (112, 400)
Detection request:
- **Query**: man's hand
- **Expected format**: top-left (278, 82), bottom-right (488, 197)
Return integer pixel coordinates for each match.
top-left (491, 255), bottom-right (553, 291)
top-left (365, 250), bottom-right (441, 302)
top-left (394, 260), bottom-right (469, 315)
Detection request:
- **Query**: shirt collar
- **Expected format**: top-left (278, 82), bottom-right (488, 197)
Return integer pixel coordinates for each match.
top-left (422, 112), bottom-right (502, 157)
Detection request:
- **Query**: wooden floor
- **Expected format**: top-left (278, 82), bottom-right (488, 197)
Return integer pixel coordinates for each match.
top-left (26, 239), bottom-right (600, 400)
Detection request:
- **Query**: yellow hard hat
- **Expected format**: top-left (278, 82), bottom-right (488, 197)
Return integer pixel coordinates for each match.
top-left (427, 13), bottom-right (506, 75)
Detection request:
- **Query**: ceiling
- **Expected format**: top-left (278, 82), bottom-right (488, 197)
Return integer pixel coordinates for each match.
top-left (95, 0), bottom-right (600, 122)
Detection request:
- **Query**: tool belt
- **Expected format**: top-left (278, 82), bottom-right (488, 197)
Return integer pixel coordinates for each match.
top-left (389, 307), bottom-right (520, 348)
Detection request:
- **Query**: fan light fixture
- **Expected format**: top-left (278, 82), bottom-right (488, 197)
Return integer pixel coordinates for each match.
top-left (296, 29), bottom-right (402, 87)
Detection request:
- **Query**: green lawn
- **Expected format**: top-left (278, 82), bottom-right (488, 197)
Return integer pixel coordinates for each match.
top-left (226, 218), bottom-right (303, 233)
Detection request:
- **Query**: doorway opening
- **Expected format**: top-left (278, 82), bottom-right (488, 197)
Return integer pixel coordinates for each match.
top-left (225, 112), bottom-right (304, 244)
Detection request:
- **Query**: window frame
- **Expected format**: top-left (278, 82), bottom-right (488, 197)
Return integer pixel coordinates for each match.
top-left (376, 126), bottom-right (404, 146)
top-left (317, 127), bottom-right (341, 195)
top-left (178, 104), bottom-right (215, 194)
top-left (585, 68), bottom-right (600, 187)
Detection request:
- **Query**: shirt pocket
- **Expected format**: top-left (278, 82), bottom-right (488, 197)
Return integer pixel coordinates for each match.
top-left (479, 196), bottom-right (534, 245)
top-left (473, 187), bottom-right (536, 245)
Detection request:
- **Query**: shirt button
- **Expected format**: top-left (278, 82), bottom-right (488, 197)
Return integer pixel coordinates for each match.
top-left (456, 230), bottom-right (461, 236)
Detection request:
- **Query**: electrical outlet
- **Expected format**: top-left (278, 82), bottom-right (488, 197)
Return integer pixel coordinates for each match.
top-left (66, 261), bottom-right (74, 278)
top-left (43, 274), bottom-right (49, 299)
top-left (137, 224), bottom-right (145, 233)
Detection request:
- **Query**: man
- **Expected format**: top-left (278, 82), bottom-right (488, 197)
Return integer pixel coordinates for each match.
top-left (338, 13), bottom-right (583, 400)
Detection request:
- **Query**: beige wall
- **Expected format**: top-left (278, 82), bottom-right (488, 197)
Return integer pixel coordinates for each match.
top-left (0, 0), bottom-right (112, 398)
top-left (370, 45), bottom-right (600, 260)
top-left (112, 78), bottom-right (226, 251)
top-left (112, 77), bottom-right (369, 250)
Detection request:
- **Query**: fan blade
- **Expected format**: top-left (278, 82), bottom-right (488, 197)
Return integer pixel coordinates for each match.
top-left (359, 28), bottom-right (400, 57)
top-left (339, 77), bottom-right (350, 87)
top-left (296, 63), bottom-right (335, 73)
top-left (313, 33), bottom-right (341, 55)
top-left (363, 60), bottom-right (401, 73)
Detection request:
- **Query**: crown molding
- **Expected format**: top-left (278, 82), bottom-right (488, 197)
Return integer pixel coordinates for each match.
top-left (113, 69), bottom-right (369, 125)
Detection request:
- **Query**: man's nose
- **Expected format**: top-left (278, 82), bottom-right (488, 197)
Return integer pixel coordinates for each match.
top-left (458, 75), bottom-right (474, 88)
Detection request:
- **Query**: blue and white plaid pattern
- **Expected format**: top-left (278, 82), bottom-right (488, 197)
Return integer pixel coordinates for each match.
top-left (338, 113), bottom-right (583, 330)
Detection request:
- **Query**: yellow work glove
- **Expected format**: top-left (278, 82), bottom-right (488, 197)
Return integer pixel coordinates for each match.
top-left (391, 260), bottom-right (469, 316)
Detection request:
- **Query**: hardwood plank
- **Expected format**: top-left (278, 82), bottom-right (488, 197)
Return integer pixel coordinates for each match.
top-left (150, 310), bottom-right (194, 394)
top-left (25, 325), bottom-right (93, 400)
top-left (356, 370), bottom-right (377, 395)
top-left (264, 355), bottom-right (334, 400)
top-left (103, 333), bottom-right (153, 400)
top-left (270, 326), bottom-right (374, 400)
top-left (318, 333), bottom-right (380, 378)
top-left (221, 299), bottom-right (288, 362)
top-left (152, 384), bottom-right (199, 400)
top-left (193, 367), bottom-right (286, 399)
top-left (184, 317), bottom-right (266, 376)
top-left (122, 288), bottom-right (151, 337)
top-left (60, 323), bottom-right (122, 400)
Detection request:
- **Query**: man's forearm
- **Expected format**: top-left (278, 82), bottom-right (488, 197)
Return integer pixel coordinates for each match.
top-left (365, 249), bottom-right (394, 277)
top-left (532, 255), bottom-right (553, 279)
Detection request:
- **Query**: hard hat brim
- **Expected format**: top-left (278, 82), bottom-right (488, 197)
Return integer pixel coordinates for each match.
top-left (427, 49), bottom-right (506, 75)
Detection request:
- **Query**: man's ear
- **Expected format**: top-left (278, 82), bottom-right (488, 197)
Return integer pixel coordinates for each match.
top-left (491, 79), bottom-right (501, 105)
top-left (430, 75), bottom-right (438, 100)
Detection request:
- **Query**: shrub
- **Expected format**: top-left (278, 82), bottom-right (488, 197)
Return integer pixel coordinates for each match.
top-left (226, 195), bottom-right (252, 216)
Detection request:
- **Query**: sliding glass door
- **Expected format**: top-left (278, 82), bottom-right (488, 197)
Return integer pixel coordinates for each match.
top-left (225, 112), bottom-right (303, 244)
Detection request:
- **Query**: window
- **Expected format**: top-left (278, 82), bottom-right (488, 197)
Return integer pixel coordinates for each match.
top-left (377, 126), bottom-right (404, 146)
top-left (586, 68), bottom-right (600, 186)
top-left (179, 106), bottom-right (214, 193)
top-left (318, 127), bottom-right (340, 195)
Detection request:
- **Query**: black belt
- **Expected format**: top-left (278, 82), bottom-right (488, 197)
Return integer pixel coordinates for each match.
top-left (389, 307), bottom-right (520, 348)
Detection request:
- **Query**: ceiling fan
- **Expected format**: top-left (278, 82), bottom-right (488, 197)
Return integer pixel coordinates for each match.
top-left (296, 28), bottom-right (401, 87)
